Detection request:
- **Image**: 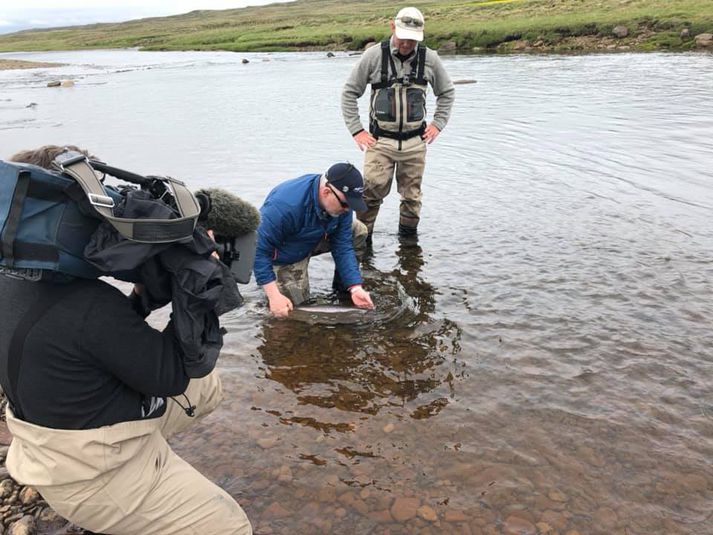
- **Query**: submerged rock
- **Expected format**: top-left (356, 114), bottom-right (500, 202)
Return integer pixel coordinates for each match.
top-left (417, 504), bottom-right (438, 522)
top-left (390, 496), bottom-right (419, 521)
top-left (47, 81), bottom-right (61, 87)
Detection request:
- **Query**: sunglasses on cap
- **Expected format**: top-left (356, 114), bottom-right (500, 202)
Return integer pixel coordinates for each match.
top-left (398, 16), bottom-right (424, 28)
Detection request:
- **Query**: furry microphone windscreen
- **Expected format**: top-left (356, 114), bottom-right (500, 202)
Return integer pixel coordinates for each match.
top-left (195, 188), bottom-right (260, 238)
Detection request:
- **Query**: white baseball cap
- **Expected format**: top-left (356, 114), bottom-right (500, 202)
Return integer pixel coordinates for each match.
top-left (394, 7), bottom-right (425, 42)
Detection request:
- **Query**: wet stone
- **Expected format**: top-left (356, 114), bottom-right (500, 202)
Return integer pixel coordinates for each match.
top-left (417, 505), bottom-right (438, 522)
top-left (337, 491), bottom-right (356, 507)
top-left (0, 480), bottom-right (14, 500)
top-left (593, 506), bottom-right (618, 528)
top-left (262, 501), bottom-right (291, 519)
top-left (258, 436), bottom-right (279, 449)
top-left (0, 468), bottom-right (10, 481)
top-left (444, 509), bottom-right (469, 522)
top-left (317, 486), bottom-right (336, 502)
top-left (547, 489), bottom-right (568, 502)
top-left (37, 506), bottom-right (62, 522)
top-left (503, 515), bottom-right (536, 535)
top-left (383, 423), bottom-right (395, 433)
top-left (251, 479), bottom-right (270, 491)
top-left (18, 487), bottom-right (39, 506)
top-left (324, 474), bottom-right (339, 486)
top-left (390, 496), bottom-right (420, 522)
top-left (539, 510), bottom-right (568, 530)
top-left (535, 522), bottom-right (554, 534)
top-left (351, 498), bottom-right (369, 515)
top-left (276, 465), bottom-right (293, 483)
top-left (7, 515), bottom-right (34, 535)
top-left (368, 509), bottom-right (393, 523)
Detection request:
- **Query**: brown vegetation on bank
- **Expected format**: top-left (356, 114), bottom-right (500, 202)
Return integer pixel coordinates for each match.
top-left (0, 59), bottom-right (63, 71)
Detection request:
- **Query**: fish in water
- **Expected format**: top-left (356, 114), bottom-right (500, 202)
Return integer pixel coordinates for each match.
top-left (286, 280), bottom-right (412, 326)
top-left (289, 302), bottom-right (373, 325)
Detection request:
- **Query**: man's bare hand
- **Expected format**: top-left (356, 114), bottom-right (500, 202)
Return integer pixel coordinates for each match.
top-left (353, 130), bottom-right (377, 151)
top-left (350, 286), bottom-right (375, 309)
top-left (422, 123), bottom-right (441, 144)
top-left (269, 292), bottom-right (294, 318)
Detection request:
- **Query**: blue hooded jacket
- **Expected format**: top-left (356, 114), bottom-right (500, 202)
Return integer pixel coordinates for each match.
top-left (253, 174), bottom-right (362, 287)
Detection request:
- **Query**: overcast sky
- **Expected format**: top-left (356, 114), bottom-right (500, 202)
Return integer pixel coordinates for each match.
top-left (0, 0), bottom-right (294, 34)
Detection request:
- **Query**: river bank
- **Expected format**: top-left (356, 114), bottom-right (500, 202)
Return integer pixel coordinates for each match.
top-left (0, 0), bottom-right (711, 54)
top-left (0, 60), bottom-right (63, 71)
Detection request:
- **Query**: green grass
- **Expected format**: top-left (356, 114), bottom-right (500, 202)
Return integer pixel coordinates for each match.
top-left (0, 0), bottom-right (711, 53)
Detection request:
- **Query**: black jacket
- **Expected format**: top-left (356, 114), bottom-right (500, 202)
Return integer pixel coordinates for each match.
top-left (0, 276), bottom-right (189, 429)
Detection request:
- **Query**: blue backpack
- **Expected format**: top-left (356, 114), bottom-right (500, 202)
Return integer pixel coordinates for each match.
top-left (0, 152), bottom-right (201, 279)
top-left (0, 159), bottom-right (110, 278)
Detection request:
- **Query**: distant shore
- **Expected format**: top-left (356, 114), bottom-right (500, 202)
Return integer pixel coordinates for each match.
top-left (0, 59), bottom-right (63, 71)
top-left (0, 0), bottom-right (711, 55)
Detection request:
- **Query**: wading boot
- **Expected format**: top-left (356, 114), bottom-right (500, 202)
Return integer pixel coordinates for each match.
top-left (398, 223), bottom-right (419, 247)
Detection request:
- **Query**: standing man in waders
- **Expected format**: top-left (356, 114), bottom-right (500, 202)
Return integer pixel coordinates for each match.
top-left (341, 6), bottom-right (455, 245)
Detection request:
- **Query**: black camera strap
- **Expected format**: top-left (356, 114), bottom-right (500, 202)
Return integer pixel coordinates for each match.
top-left (54, 151), bottom-right (201, 244)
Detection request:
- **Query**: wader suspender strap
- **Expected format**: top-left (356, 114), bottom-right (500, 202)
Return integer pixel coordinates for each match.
top-left (56, 153), bottom-right (200, 244)
top-left (7, 283), bottom-right (80, 420)
top-left (415, 44), bottom-right (426, 85)
top-left (373, 41), bottom-right (398, 90)
top-left (0, 170), bottom-right (31, 268)
top-left (380, 41), bottom-right (390, 86)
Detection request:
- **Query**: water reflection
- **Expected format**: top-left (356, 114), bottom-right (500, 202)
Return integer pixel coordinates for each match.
top-left (255, 244), bottom-right (461, 427)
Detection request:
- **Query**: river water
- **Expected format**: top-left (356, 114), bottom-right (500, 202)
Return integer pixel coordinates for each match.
top-left (2, 49), bottom-right (713, 534)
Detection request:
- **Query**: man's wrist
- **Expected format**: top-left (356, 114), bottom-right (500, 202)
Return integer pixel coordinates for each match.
top-left (348, 285), bottom-right (363, 294)
top-left (352, 129), bottom-right (365, 137)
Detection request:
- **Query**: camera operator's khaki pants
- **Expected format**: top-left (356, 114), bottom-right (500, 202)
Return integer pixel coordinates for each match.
top-left (5, 371), bottom-right (251, 535)
top-left (358, 136), bottom-right (427, 234)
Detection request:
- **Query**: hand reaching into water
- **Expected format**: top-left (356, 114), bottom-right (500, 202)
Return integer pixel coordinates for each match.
top-left (263, 281), bottom-right (294, 317)
top-left (269, 293), bottom-right (293, 317)
top-left (350, 286), bottom-right (375, 309)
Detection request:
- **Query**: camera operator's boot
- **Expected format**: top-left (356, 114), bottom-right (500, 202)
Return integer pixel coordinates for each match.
top-left (398, 223), bottom-right (419, 247)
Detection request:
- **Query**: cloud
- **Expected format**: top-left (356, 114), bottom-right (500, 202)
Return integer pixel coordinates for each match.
top-left (0, 1), bottom-right (295, 33)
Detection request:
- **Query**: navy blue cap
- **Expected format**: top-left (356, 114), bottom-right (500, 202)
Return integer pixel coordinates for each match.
top-left (325, 163), bottom-right (367, 212)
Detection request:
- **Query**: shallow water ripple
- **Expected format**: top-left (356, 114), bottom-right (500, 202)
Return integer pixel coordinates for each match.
top-left (2, 49), bottom-right (713, 533)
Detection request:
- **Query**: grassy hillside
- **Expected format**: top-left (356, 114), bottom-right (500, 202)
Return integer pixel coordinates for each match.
top-left (0, 0), bottom-right (711, 53)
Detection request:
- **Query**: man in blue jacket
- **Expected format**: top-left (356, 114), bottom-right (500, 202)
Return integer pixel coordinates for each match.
top-left (255, 163), bottom-right (374, 317)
